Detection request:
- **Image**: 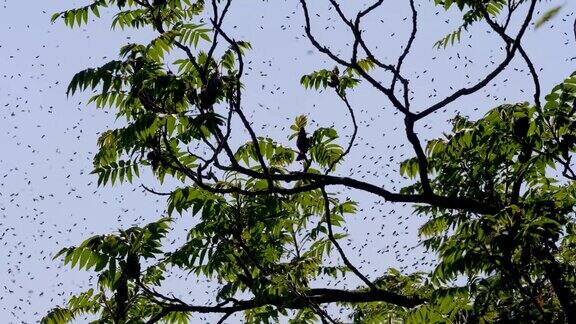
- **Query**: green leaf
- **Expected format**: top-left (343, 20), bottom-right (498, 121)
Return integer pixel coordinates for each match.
top-left (535, 5), bottom-right (563, 29)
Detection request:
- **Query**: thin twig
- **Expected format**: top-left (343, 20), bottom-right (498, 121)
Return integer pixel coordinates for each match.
top-left (320, 187), bottom-right (378, 291)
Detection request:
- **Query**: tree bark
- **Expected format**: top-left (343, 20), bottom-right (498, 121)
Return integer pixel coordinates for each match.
top-left (541, 252), bottom-right (576, 323)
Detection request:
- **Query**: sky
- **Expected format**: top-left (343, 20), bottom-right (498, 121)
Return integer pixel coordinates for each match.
top-left (1, 0), bottom-right (575, 322)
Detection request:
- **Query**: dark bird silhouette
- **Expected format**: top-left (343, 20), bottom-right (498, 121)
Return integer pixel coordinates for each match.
top-left (296, 127), bottom-right (310, 161)
top-left (327, 66), bottom-right (339, 88)
top-left (147, 151), bottom-right (159, 170)
top-left (513, 116), bottom-right (529, 139)
top-left (514, 116), bottom-right (531, 163)
top-left (199, 72), bottom-right (221, 111)
top-left (125, 253), bottom-right (140, 280)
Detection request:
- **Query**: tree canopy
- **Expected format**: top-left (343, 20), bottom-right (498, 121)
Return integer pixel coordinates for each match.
top-left (41, 0), bottom-right (576, 323)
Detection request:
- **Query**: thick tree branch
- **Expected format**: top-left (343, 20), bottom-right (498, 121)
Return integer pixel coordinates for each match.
top-left (404, 117), bottom-right (432, 194)
top-left (147, 286), bottom-right (425, 322)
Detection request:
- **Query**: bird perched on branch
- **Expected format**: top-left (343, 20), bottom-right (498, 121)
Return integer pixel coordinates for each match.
top-left (328, 66), bottom-right (339, 88)
top-left (296, 127), bottom-right (310, 161)
top-left (514, 116), bottom-right (531, 163)
top-left (513, 116), bottom-right (529, 139)
top-left (199, 72), bottom-right (222, 111)
top-left (125, 252), bottom-right (140, 280)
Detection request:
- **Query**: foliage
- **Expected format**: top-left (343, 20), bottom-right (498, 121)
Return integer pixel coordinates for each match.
top-left (535, 5), bottom-right (564, 29)
top-left (399, 73), bottom-right (576, 322)
top-left (44, 0), bottom-right (576, 323)
top-left (432, 0), bottom-right (506, 49)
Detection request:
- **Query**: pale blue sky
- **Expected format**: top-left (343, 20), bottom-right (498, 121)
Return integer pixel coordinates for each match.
top-left (1, 0), bottom-right (575, 322)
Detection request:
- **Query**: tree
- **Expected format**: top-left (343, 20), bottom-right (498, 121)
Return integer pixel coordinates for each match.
top-left (41, 0), bottom-right (576, 323)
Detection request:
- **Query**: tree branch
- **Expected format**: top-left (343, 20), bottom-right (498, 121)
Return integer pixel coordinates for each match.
top-left (148, 286), bottom-right (425, 321)
top-left (321, 187), bottom-right (377, 290)
top-left (416, 0), bottom-right (538, 120)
